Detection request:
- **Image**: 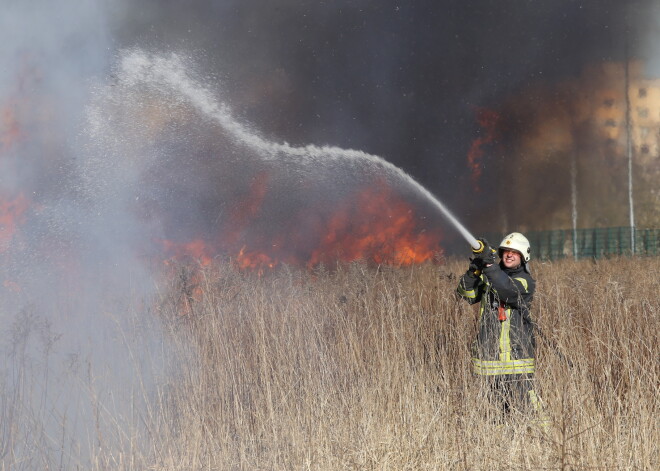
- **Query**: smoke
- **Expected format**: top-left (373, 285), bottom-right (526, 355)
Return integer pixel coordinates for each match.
top-left (83, 49), bottom-right (447, 264)
top-left (3, 0), bottom-right (660, 465)
top-left (642, 2), bottom-right (660, 75)
top-left (0, 2), bottom-right (446, 465)
top-left (103, 0), bottom-right (658, 233)
top-left (0, 2), bottom-right (168, 466)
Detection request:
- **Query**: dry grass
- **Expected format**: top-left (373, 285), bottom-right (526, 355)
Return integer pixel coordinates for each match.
top-left (147, 257), bottom-right (659, 470)
top-left (1, 257), bottom-right (658, 469)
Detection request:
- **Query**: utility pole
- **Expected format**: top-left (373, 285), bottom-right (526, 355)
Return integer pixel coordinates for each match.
top-left (624, 38), bottom-right (636, 254)
top-left (569, 113), bottom-right (579, 260)
top-left (571, 150), bottom-right (578, 260)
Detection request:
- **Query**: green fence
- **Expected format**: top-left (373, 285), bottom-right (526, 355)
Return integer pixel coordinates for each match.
top-left (488, 227), bottom-right (660, 260)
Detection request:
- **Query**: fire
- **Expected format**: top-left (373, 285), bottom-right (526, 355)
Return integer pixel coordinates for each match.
top-left (235, 246), bottom-right (277, 271)
top-left (224, 172), bottom-right (270, 247)
top-left (466, 107), bottom-right (501, 192)
top-left (158, 239), bottom-right (212, 316)
top-left (160, 182), bottom-right (443, 274)
top-left (160, 238), bottom-right (214, 266)
top-left (3, 280), bottom-right (21, 293)
top-left (463, 60), bottom-right (660, 229)
top-left (0, 193), bottom-right (29, 253)
top-left (307, 186), bottom-right (441, 267)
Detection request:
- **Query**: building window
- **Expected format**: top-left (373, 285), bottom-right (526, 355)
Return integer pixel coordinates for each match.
top-left (638, 108), bottom-right (649, 118)
top-left (641, 144), bottom-right (650, 154)
top-left (605, 119), bottom-right (617, 127)
top-left (603, 98), bottom-right (614, 107)
top-left (640, 127), bottom-right (649, 138)
top-left (639, 88), bottom-right (647, 98)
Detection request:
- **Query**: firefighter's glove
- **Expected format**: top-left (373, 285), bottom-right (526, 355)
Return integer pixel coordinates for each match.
top-left (472, 237), bottom-right (491, 255)
top-left (472, 238), bottom-right (496, 267)
top-left (480, 248), bottom-right (496, 267)
top-left (468, 258), bottom-right (482, 274)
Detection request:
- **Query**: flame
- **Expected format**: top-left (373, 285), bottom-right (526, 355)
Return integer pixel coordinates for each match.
top-left (466, 107), bottom-right (500, 192)
top-left (0, 193), bottom-right (29, 253)
top-left (158, 240), bottom-right (210, 316)
top-left (308, 186), bottom-right (441, 267)
top-left (468, 60), bottom-right (660, 229)
top-left (224, 172), bottom-right (270, 247)
top-left (235, 246), bottom-right (277, 271)
top-left (159, 181), bottom-right (443, 274)
top-left (226, 183), bottom-right (444, 271)
top-left (3, 280), bottom-right (21, 293)
top-left (160, 238), bottom-right (214, 266)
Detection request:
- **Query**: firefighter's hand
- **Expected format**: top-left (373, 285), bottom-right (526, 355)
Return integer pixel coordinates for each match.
top-left (469, 258), bottom-right (482, 273)
top-left (480, 248), bottom-right (496, 267)
top-left (473, 238), bottom-right (496, 267)
top-left (472, 237), bottom-right (490, 255)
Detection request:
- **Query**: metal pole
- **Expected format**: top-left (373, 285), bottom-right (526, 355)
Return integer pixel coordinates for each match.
top-left (571, 152), bottom-right (578, 260)
top-left (624, 39), bottom-right (636, 254)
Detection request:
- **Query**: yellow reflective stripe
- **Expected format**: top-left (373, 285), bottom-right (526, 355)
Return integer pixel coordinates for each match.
top-left (528, 390), bottom-right (551, 429)
top-left (499, 314), bottom-right (511, 361)
top-left (528, 390), bottom-right (542, 411)
top-left (472, 358), bottom-right (535, 375)
top-left (457, 286), bottom-right (476, 298)
top-left (514, 277), bottom-right (528, 292)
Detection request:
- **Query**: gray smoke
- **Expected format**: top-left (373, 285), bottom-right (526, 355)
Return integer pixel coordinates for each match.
top-left (0, 2), bottom-right (166, 467)
top-left (1, 1), bottom-right (659, 466)
top-left (106, 0), bottom-right (655, 235)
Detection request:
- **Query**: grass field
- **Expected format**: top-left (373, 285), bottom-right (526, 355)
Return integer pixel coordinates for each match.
top-left (2, 257), bottom-right (658, 469)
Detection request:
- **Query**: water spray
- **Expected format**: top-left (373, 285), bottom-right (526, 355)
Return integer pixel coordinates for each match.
top-left (118, 50), bottom-right (486, 255)
top-left (420, 195), bottom-right (482, 252)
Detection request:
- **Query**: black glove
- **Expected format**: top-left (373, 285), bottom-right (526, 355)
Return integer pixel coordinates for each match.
top-left (468, 257), bottom-right (482, 273)
top-left (480, 248), bottom-right (496, 266)
top-left (472, 238), bottom-right (496, 267)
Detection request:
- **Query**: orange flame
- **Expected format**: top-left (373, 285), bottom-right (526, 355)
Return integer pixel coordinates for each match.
top-left (160, 238), bottom-right (214, 266)
top-left (224, 172), bottom-right (270, 247)
top-left (235, 246), bottom-right (277, 271)
top-left (0, 193), bottom-right (29, 253)
top-left (308, 186), bottom-right (441, 267)
top-left (158, 240), bottom-right (210, 316)
top-left (466, 107), bottom-right (500, 192)
top-left (3, 280), bottom-right (21, 293)
top-left (159, 182), bottom-right (443, 274)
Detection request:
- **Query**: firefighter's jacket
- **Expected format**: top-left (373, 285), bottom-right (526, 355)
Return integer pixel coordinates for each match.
top-left (457, 262), bottom-right (536, 376)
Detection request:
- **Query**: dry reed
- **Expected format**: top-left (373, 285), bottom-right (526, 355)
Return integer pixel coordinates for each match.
top-left (149, 257), bottom-right (659, 470)
top-left (1, 257), bottom-right (658, 470)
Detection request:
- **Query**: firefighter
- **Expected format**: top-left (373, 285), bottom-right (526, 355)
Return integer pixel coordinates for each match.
top-left (457, 232), bottom-right (545, 421)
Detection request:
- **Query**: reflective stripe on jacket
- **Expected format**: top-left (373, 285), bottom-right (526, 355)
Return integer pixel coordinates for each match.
top-left (457, 262), bottom-right (536, 376)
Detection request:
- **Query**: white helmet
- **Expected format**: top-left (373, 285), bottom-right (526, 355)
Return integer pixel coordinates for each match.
top-left (499, 232), bottom-right (531, 262)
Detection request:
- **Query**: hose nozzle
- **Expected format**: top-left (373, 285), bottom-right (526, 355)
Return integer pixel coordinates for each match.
top-left (472, 239), bottom-right (486, 254)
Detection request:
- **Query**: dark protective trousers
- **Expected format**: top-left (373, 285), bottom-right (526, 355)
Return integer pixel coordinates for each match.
top-left (481, 373), bottom-right (546, 423)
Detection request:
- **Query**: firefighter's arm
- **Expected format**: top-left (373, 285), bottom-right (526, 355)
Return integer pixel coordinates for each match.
top-left (482, 265), bottom-right (533, 308)
top-left (456, 268), bottom-right (483, 305)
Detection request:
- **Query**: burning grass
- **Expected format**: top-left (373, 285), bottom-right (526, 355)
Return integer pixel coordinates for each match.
top-left (1, 257), bottom-right (658, 469)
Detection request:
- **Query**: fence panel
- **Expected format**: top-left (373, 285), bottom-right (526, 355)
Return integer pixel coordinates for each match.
top-left (488, 227), bottom-right (660, 261)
